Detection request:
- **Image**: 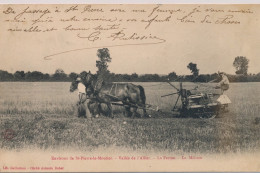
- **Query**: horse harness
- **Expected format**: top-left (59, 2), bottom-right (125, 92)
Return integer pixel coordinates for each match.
top-left (109, 83), bottom-right (118, 96)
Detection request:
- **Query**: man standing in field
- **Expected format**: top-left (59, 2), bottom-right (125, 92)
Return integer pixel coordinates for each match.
top-left (76, 77), bottom-right (92, 119)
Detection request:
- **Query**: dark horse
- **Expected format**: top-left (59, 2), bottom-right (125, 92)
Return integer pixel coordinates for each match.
top-left (80, 72), bottom-right (147, 118)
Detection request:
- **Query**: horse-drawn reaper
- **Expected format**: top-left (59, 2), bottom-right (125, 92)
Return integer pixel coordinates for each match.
top-left (70, 71), bottom-right (231, 119)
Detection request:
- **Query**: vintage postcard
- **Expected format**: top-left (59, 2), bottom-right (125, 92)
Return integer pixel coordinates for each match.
top-left (0, 4), bottom-right (260, 172)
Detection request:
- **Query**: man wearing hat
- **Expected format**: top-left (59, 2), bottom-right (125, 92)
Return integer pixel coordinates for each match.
top-left (76, 77), bottom-right (92, 118)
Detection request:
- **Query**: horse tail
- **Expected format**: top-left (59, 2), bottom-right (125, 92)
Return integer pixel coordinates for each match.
top-left (137, 85), bottom-right (146, 105)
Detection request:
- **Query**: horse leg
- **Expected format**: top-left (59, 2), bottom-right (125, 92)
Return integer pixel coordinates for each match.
top-left (130, 106), bottom-right (139, 118)
top-left (137, 103), bottom-right (147, 118)
top-left (137, 98), bottom-right (148, 118)
top-left (107, 103), bottom-right (114, 118)
top-left (124, 105), bottom-right (132, 117)
top-left (88, 100), bottom-right (95, 117)
top-left (137, 85), bottom-right (148, 118)
top-left (89, 100), bottom-right (101, 118)
top-left (142, 105), bottom-right (148, 118)
top-left (96, 103), bottom-right (102, 117)
top-left (123, 98), bottom-right (132, 117)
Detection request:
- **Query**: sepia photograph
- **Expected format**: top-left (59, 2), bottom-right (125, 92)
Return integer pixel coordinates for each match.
top-left (0, 3), bottom-right (259, 172)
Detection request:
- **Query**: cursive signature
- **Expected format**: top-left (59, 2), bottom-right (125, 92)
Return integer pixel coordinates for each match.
top-left (44, 30), bottom-right (166, 60)
top-left (108, 30), bottom-right (166, 42)
top-left (77, 31), bottom-right (101, 42)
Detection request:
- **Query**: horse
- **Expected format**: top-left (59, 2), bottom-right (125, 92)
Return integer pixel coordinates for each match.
top-left (80, 72), bottom-right (148, 118)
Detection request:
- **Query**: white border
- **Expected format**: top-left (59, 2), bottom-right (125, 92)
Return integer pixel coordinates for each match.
top-left (0, 0), bottom-right (259, 4)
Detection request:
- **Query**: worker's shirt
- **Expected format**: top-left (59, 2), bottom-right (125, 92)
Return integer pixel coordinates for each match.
top-left (219, 75), bottom-right (229, 85)
top-left (78, 82), bottom-right (86, 94)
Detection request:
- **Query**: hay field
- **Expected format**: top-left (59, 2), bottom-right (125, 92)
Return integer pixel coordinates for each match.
top-left (0, 82), bottom-right (259, 154)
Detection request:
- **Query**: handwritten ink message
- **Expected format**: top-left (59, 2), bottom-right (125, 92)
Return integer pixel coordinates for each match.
top-left (1, 5), bottom-right (254, 59)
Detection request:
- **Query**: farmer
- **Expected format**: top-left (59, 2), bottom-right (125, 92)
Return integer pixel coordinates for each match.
top-left (76, 77), bottom-right (92, 118)
top-left (215, 72), bottom-right (230, 92)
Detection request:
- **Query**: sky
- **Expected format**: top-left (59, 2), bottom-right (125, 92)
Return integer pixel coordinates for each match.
top-left (0, 4), bottom-right (259, 75)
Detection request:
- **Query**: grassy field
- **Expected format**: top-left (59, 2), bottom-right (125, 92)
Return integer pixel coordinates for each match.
top-left (0, 82), bottom-right (259, 154)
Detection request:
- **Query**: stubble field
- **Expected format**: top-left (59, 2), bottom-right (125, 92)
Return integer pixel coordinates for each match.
top-left (0, 82), bottom-right (259, 154)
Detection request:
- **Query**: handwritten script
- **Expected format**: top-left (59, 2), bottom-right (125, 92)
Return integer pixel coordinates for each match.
top-left (1, 4), bottom-right (254, 59)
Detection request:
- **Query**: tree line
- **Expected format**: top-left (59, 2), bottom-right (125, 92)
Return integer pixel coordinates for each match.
top-left (1, 48), bottom-right (260, 82)
top-left (1, 69), bottom-right (260, 82)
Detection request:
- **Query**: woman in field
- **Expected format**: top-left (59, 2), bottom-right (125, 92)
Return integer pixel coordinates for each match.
top-left (208, 72), bottom-right (230, 93)
top-left (75, 77), bottom-right (92, 118)
top-left (215, 72), bottom-right (230, 93)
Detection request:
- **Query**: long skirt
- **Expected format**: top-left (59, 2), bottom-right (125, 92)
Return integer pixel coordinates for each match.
top-left (77, 93), bottom-right (92, 118)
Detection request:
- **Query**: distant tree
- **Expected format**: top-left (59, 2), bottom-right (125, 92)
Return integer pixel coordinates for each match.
top-left (106, 72), bottom-right (116, 82)
top-left (0, 70), bottom-right (13, 81)
top-left (55, 68), bottom-right (65, 75)
top-left (141, 74), bottom-right (161, 82)
top-left (52, 68), bottom-right (67, 81)
top-left (43, 73), bottom-right (50, 80)
top-left (184, 75), bottom-right (193, 82)
top-left (160, 75), bottom-right (168, 82)
top-left (14, 71), bottom-right (25, 80)
top-left (187, 62), bottom-right (199, 77)
top-left (122, 74), bottom-right (131, 81)
top-left (255, 73), bottom-right (260, 82)
top-left (196, 74), bottom-right (210, 82)
top-left (168, 71), bottom-right (177, 81)
top-left (25, 71), bottom-right (45, 81)
top-left (129, 73), bottom-right (139, 81)
top-left (131, 73), bottom-right (138, 79)
top-left (25, 71), bottom-right (31, 80)
top-left (96, 48), bottom-right (111, 78)
top-left (69, 72), bottom-right (78, 80)
top-left (233, 56), bottom-right (249, 75)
